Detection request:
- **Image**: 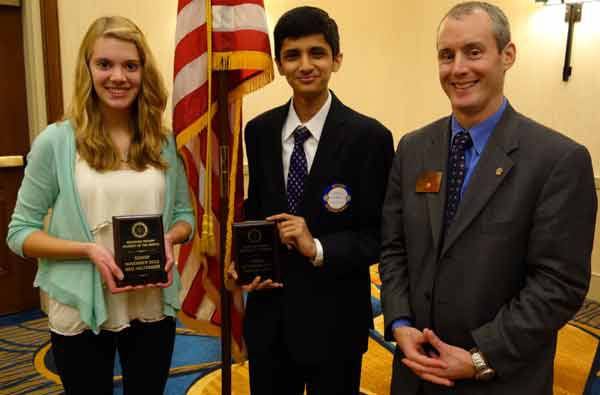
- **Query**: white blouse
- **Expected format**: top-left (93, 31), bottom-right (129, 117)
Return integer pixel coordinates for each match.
top-left (48, 156), bottom-right (167, 335)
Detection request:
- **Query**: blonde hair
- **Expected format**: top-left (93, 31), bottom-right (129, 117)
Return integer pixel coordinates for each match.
top-left (68, 16), bottom-right (168, 171)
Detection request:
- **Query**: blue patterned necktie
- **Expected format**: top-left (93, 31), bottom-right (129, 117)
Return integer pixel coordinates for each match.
top-left (444, 131), bottom-right (473, 229)
top-left (287, 125), bottom-right (311, 214)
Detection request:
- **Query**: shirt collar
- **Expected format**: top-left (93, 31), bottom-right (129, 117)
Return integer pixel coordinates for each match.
top-left (283, 91), bottom-right (332, 142)
top-left (451, 98), bottom-right (508, 155)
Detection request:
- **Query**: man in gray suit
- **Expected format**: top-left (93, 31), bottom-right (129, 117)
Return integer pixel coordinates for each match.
top-left (380, 2), bottom-right (597, 394)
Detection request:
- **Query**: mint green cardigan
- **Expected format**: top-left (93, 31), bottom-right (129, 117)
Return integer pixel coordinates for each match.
top-left (6, 121), bottom-right (195, 333)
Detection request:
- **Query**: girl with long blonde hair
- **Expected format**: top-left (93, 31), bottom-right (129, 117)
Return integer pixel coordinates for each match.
top-left (7, 16), bottom-right (194, 394)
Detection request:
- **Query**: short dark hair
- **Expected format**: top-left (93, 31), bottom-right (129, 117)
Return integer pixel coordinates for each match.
top-left (274, 6), bottom-right (340, 61)
top-left (440, 1), bottom-right (511, 52)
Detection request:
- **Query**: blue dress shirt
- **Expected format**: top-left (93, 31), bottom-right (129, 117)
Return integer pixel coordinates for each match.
top-left (450, 98), bottom-right (507, 198)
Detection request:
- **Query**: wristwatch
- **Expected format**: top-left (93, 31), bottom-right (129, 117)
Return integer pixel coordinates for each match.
top-left (470, 348), bottom-right (495, 381)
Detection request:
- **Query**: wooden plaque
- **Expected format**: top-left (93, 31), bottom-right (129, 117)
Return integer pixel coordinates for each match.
top-left (233, 220), bottom-right (281, 285)
top-left (112, 214), bottom-right (167, 287)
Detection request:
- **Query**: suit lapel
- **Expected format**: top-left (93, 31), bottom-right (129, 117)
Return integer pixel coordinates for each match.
top-left (301, 93), bottom-right (347, 218)
top-left (267, 103), bottom-right (290, 212)
top-left (424, 122), bottom-right (450, 253)
top-left (441, 105), bottom-right (520, 256)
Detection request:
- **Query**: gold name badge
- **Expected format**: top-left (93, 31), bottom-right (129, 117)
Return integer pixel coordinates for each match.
top-left (416, 171), bottom-right (442, 193)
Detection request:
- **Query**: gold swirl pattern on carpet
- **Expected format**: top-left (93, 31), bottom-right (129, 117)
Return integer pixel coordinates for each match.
top-left (187, 266), bottom-right (600, 395)
top-left (0, 317), bottom-right (63, 394)
top-left (1, 265), bottom-right (598, 395)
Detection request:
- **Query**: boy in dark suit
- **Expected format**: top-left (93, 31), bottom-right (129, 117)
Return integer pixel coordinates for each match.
top-left (239, 6), bottom-right (394, 394)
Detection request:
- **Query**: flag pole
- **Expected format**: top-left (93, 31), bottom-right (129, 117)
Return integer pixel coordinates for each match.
top-left (216, 70), bottom-right (233, 395)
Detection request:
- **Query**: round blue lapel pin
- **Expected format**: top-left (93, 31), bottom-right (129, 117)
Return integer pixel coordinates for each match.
top-left (322, 184), bottom-right (352, 213)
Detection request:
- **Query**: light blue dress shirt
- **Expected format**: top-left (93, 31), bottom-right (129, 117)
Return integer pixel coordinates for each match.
top-left (450, 98), bottom-right (507, 198)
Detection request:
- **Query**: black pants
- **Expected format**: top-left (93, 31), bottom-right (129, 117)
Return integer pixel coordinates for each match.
top-left (249, 347), bottom-right (363, 395)
top-left (50, 318), bottom-right (176, 395)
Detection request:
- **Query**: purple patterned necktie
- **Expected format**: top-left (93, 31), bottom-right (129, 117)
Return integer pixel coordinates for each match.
top-left (287, 125), bottom-right (311, 214)
top-left (444, 131), bottom-right (473, 229)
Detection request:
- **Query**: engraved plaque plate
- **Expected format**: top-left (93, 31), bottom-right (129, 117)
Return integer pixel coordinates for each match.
top-left (113, 214), bottom-right (166, 287)
top-left (233, 220), bottom-right (281, 285)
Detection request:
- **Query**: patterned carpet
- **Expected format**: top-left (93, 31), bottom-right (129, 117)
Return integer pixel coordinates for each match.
top-left (577, 299), bottom-right (600, 328)
top-left (0, 312), bottom-right (222, 395)
top-left (183, 268), bottom-right (600, 395)
top-left (1, 271), bottom-right (599, 395)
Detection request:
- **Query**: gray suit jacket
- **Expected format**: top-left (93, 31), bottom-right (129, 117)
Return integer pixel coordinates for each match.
top-left (380, 104), bottom-right (596, 395)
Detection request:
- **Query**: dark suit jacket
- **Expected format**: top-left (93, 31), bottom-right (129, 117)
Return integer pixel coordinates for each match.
top-left (380, 104), bottom-right (596, 395)
top-left (243, 93), bottom-right (394, 364)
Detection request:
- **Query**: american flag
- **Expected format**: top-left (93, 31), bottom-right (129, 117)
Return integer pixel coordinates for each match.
top-left (173, 0), bottom-right (273, 360)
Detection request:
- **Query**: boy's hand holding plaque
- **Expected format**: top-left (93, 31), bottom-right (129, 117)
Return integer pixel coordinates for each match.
top-left (113, 214), bottom-right (167, 287)
top-left (233, 220), bottom-right (281, 285)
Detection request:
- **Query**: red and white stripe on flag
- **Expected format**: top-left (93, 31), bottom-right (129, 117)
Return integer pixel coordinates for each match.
top-left (173, 0), bottom-right (273, 361)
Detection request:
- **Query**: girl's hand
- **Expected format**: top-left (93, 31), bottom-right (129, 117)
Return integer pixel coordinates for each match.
top-left (86, 243), bottom-right (133, 293)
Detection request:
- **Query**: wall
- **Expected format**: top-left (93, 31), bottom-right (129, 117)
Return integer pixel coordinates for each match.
top-left (246, 1), bottom-right (600, 159)
top-left (22, 0), bottom-right (47, 140)
top-left (54, 0), bottom-right (600, 299)
top-left (56, 1), bottom-right (600, 156)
